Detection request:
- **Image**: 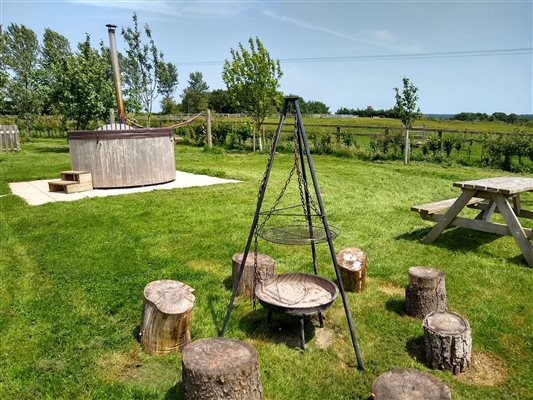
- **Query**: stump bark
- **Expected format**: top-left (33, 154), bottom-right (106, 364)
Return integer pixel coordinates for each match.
top-left (372, 368), bottom-right (451, 400)
top-left (405, 266), bottom-right (447, 319)
top-left (140, 279), bottom-right (195, 355)
top-left (423, 311), bottom-right (472, 374)
top-left (182, 337), bottom-right (263, 400)
top-left (336, 247), bottom-right (366, 292)
top-left (232, 252), bottom-right (275, 299)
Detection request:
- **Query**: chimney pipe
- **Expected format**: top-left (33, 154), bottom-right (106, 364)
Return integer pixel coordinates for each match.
top-left (106, 24), bottom-right (125, 124)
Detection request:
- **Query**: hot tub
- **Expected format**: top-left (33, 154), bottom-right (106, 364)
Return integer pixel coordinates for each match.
top-left (68, 127), bottom-right (175, 188)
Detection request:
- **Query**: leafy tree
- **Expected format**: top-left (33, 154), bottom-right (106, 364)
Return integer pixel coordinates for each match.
top-left (300, 99), bottom-right (330, 115)
top-left (394, 77), bottom-right (421, 164)
top-left (222, 36), bottom-right (283, 140)
top-left (121, 13), bottom-right (163, 125)
top-left (60, 35), bottom-right (114, 129)
top-left (3, 23), bottom-right (42, 140)
top-left (208, 89), bottom-right (240, 113)
top-left (0, 26), bottom-right (9, 113)
top-left (157, 60), bottom-right (178, 110)
top-left (181, 71), bottom-right (209, 113)
top-left (161, 97), bottom-right (181, 114)
top-left (40, 28), bottom-right (71, 114)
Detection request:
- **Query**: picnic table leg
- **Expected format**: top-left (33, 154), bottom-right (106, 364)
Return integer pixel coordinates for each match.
top-left (512, 194), bottom-right (522, 215)
top-left (491, 194), bottom-right (533, 267)
top-left (422, 189), bottom-right (476, 244)
top-left (475, 200), bottom-right (497, 221)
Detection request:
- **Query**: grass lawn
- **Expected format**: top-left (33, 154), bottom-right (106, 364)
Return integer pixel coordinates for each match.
top-left (1, 139), bottom-right (532, 399)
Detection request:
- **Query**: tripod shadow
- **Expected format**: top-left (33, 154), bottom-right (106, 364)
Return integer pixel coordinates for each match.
top-left (238, 308), bottom-right (316, 349)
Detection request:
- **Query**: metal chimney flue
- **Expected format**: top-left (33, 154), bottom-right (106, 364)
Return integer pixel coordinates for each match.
top-left (106, 24), bottom-right (125, 124)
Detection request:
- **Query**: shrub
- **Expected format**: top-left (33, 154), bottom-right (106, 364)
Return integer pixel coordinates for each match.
top-left (212, 121), bottom-right (232, 146)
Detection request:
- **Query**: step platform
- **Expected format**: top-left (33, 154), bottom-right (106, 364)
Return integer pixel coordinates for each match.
top-left (48, 171), bottom-right (93, 194)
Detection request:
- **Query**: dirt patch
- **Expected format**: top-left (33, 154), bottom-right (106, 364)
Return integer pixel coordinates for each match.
top-left (314, 328), bottom-right (336, 349)
top-left (97, 350), bottom-right (179, 387)
top-left (456, 351), bottom-right (509, 386)
top-left (378, 281), bottom-right (404, 296)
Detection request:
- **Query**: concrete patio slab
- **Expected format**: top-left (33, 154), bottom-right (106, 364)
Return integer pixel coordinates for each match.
top-left (9, 171), bottom-right (241, 206)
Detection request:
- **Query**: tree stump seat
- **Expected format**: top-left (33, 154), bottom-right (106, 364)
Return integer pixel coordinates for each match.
top-left (182, 337), bottom-right (263, 400)
top-left (372, 368), bottom-right (451, 400)
top-left (423, 311), bottom-right (472, 374)
top-left (232, 252), bottom-right (275, 299)
top-left (140, 279), bottom-right (195, 354)
top-left (336, 247), bottom-right (366, 292)
top-left (405, 266), bottom-right (447, 319)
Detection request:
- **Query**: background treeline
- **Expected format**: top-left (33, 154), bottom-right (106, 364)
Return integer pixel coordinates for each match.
top-left (335, 107), bottom-right (533, 126)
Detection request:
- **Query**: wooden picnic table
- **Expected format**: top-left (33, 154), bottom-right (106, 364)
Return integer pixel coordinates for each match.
top-left (412, 176), bottom-right (533, 266)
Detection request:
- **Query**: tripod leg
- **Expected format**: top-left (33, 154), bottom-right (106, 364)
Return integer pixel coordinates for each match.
top-left (300, 318), bottom-right (306, 350)
top-left (219, 101), bottom-right (289, 337)
top-left (293, 99), bottom-right (365, 370)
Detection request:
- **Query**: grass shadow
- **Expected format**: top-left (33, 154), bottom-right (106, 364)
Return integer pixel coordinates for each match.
top-left (35, 146), bottom-right (69, 153)
top-left (238, 309), bottom-right (316, 349)
top-left (385, 298), bottom-right (406, 316)
top-left (164, 381), bottom-right (183, 400)
top-left (222, 275), bottom-right (233, 291)
top-left (406, 335), bottom-right (426, 365)
top-left (132, 325), bottom-right (141, 343)
top-left (397, 227), bottom-right (501, 252)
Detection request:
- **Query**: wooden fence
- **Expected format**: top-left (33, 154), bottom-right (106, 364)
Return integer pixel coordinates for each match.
top-left (0, 125), bottom-right (20, 151)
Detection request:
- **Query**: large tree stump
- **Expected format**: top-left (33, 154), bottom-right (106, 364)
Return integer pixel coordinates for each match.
top-left (140, 279), bottom-right (195, 355)
top-left (182, 338), bottom-right (263, 400)
top-left (232, 252), bottom-right (275, 299)
top-left (336, 247), bottom-right (366, 292)
top-left (372, 368), bottom-right (451, 400)
top-left (423, 311), bottom-right (472, 374)
top-left (405, 266), bottom-right (447, 319)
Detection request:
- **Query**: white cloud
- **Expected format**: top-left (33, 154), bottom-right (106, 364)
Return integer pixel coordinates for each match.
top-left (71, 0), bottom-right (244, 19)
top-left (72, 0), bottom-right (182, 16)
top-left (262, 9), bottom-right (422, 53)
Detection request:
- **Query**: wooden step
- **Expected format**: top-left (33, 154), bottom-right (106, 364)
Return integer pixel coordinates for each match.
top-left (48, 180), bottom-right (93, 194)
top-left (60, 170), bottom-right (92, 183)
top-left (411, 197), bottom-right (484, 215)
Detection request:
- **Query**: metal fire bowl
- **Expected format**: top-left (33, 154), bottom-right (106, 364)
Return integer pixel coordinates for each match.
top-left (255, 272), bottom-right (339, 316)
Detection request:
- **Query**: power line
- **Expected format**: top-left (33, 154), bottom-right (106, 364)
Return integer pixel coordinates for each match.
top-left (175, 47), bottom-right (533, 66)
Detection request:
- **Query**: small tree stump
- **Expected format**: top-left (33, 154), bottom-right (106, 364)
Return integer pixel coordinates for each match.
top-left (182, 338), bottom-right (263, 400)
top-left (232, 252), bottom-right (275, 299)
top-left (405, 266), bottom-right (447, 319)
top-left (336, 247), bottom-right (366, 292)
top-left (423, 311), bottom-right (472, 374)
top-left (140, 279), bottom-right (195, 355)
top-left (372, 368), bottom-right (451, 400)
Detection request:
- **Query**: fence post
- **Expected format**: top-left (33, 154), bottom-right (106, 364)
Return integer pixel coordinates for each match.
top-left (207, 109), bottom-right (212, 148)
top-left (336, 126), bottom-right (341, 143)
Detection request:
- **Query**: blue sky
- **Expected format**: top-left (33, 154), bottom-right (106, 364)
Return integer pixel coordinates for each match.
top-left (2, 0), bottom-right (532, 114)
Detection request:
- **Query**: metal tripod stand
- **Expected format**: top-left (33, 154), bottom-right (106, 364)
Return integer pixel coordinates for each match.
top-left (220, 96), bottom-right (364, 370)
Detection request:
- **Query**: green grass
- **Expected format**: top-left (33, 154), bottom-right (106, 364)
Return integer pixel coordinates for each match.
top-left (1, 139), bottom-right (532, 399)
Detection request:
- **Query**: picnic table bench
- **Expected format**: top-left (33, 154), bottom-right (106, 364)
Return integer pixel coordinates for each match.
top-left (412, 177), bottom-right (533, 266)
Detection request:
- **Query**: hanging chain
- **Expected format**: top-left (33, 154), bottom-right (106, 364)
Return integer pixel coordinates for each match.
top-left (293, 119), bottom-right (321, 218)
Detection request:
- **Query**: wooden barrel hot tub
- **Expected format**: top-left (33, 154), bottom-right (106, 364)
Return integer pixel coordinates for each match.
top-left (68, 127), bottom-right (175, 188)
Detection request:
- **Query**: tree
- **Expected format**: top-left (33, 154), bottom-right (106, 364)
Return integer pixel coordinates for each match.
top-left (394, 77), bottom-right (421, 164)
top-left (208, 89), bottom-right (240, 114)
top-left (40, 28), bottom-right (71, 114)
top-left (121, 13), bottom-right (163, 126)
top-left (157, 60), bottom-right (178, 110)
top-left (222, 36), bottom-right (283, 149)
top-left (3, 23), bottom-right (42, 141)
top-left (181, 71), bottom-right (209, 113)
top-left (300, 99), bottom-right (330, 115)
top-left (0, 26), bottom-right (9, 113)
top-left (60, 35), bottom-right (114, 129)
